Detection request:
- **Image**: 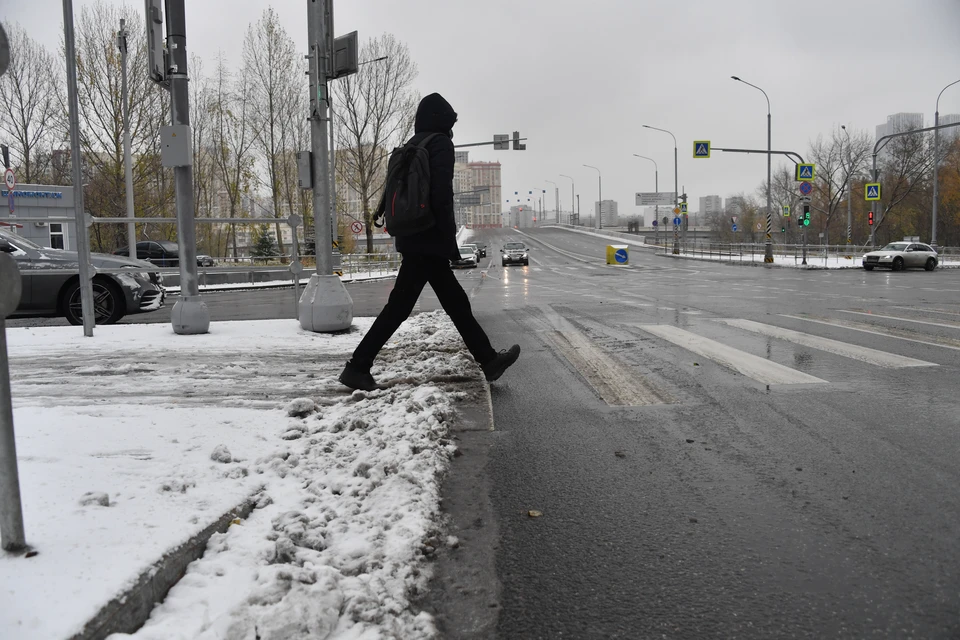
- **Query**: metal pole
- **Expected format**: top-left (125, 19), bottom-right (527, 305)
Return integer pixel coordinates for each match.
top-left (561, 174), bottom-right (574, 226)
top-left (842, 126), bottom-right (852, 246)
top-left (165, 0), bottom-right (209, 335)
top-left (0, 317), bottom-right (25, 552)
top-left (308, 0), bottom-right (332, 275)
top-left (932, 79), bottom-right (960, 248)
top-left (118, 19), bottom-right (136, 261)
top-left (62, 0), bottom-right (96, 337)
top-left (766, 110), bottom-right (772, 262)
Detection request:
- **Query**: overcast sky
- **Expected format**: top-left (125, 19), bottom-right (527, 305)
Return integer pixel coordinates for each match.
top-left (6, 0), bottom-right (960, 215)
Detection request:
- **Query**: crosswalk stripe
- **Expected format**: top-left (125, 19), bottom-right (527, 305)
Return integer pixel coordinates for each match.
top-left (714, 319), bottom-right (936, 369)
top-left (779, 314), bottom-right (960, 352)
top-left (839, 310), bottom-right (960, 330)
top-left (637, 325), bottom-right (827, 385)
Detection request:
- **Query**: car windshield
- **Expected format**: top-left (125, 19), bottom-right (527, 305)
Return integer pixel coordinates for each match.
top-left (504, 243), bottom-right (525, 250)
top-left (881, 243), bottom-right (909, 251)
top-left (462, 244), bottom-right (477, 249)
top-left (158, 241), bottom-right (179, 251)
top-left (0, 230), bottom-right (41, 250)
top-left (458, 246), bottom-right (475, 253)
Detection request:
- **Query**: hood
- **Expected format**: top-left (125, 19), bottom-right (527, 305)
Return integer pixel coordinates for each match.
top-left (36, 247), bottom-right (158, 270)
top-left (415, 93), bottom-right (458, 134)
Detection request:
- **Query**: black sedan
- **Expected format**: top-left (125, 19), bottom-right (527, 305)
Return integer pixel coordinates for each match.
top-left (114, 240), bottom-right (180, 267)
top-left (1, 229), bottom-right (165, 325)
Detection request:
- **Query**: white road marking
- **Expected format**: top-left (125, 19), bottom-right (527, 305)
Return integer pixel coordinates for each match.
top-left (890, 306), bottom-right (960, 317)
top-left (637, 325), bottom-right (827, 385)
top-left (779, 314), bottom-right (960, 352)
top-left (839, 310), bottom-right (960, 330)
top-left (714, 318), bottom-right (936, 369)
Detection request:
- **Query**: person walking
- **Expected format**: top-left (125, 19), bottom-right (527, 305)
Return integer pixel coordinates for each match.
top-left (338, 93), bottom-right (520, 391)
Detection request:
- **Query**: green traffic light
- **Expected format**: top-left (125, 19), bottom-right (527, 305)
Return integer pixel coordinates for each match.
top-left (803, 219), bottom-right (810, 226)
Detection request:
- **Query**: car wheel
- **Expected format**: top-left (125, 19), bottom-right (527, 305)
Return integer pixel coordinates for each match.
top-left (523, 260), bottom-right (529, 266)
top-left (502, 260), bottom-right (507, 267)
top-left (62, 277), bottom-right (125, 326)
top-left (925, 258), bottom-right (937, 271)
top-left (892, 257), bottom-right (904, 271)
top-left (863, 265), bottom-right (874, 271)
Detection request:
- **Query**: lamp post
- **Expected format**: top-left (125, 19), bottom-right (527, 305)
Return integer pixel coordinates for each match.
top-left (633, 154), bottom-right (658, 239)
top-left (731, 76), bottom-right (773, 263)
top-left (841, 125), bottom-right (852, 246)
top-left (560, 174), bottom-right (575, 225)
top-left (933, 78), bottom-right (960, 249)
top-left (643, 125), bottom-right (679, 253)
top-left (583, 165), bottom-right (602, 229)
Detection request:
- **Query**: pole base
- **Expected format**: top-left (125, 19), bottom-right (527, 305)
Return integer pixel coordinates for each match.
top-left (298, 275), bottom-right (353, 333)
top-left (171, 295), bottom-right (211, 335)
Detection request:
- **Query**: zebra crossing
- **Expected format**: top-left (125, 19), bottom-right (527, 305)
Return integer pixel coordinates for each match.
top-left (526, 303), bottom-right (954, 405)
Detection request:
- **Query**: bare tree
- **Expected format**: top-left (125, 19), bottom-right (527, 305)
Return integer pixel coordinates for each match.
top-left (872, 128), bottom-right (934, 244)
top-left (209, 53), bottom-right (256, 257)
top-left (243, 8), bottom-right (300, 259)
top-left (333, 34), bottom-right (419, 252)
top-left (807, 127), bottom-right (871, 242)
top-left (0, 22), bottom-right (61, 183)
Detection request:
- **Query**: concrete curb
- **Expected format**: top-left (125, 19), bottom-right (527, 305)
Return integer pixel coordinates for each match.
top-left (72, 492), bottom-right (261, 640)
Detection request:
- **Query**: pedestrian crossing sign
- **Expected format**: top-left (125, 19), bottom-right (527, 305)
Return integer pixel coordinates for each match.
top-left (796, 163), bottom-right (816, 181)
top-left (782, 205), bottom-right (790, 217)
top-left (693, 141), bottom-right (711, 158)
top-left (865, 183), bottom-right (881, 201)
top-left (680, 202), bottom-right (688, 213)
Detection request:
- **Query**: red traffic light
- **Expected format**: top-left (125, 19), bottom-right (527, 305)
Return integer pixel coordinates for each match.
top-left (868, 211), bottom-right (874, 225)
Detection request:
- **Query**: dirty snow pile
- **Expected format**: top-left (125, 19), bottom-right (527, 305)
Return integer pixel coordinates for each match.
top-left (1, 312), bottom-right (480, 640)
top-left (113, 314), bottom-right (476, 640)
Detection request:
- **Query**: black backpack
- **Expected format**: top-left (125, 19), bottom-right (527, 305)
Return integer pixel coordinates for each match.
top-left (374, 133), bottom-right (440, 237)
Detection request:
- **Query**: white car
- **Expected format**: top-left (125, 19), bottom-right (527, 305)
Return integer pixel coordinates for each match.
top-left (862, 242), bottom-right (938, 272)
top-left (451, 246), bottom-right (478, 269)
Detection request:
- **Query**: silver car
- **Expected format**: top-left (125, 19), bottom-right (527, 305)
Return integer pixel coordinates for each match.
top-left (862, 242), bottom-right (938, 272)
top-left (1, 229), bottom-right (165, 325)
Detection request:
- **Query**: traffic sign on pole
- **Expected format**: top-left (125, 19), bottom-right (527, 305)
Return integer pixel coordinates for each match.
top-left (350, 220), bottom-right (363, 234)
top-left (3, 168), bottom-right (14, 191)
top-left (799, 181), bottom-right (813, 195)
top-left (673, 216), bottom-right (682, 226)
top-left (782, 205), bottom-right (790, 217)
top-left (693, 141), bottom-right (711, 158)
top-left (679, 202), bottom-right (688, 214)
top-left (865, 183), bottom-right (881, 201)
top-left (796, 163), bottom-right (816, 181)
top-left (732, 223), bottom-right (738, 232)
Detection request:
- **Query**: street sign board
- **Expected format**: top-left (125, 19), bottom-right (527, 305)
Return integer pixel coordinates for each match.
top-left (756, 222), bottom-right (763, 231)
top-left (799, 181), bottom-right (813, 195)
top-left (693, 141), bottom-right (711, 158)
top-left (865, 183), bottom-right (881, 201)
top-left (796, 163), bottom-right (816, 181)
top-left (635, 191), bottom-right (676, 206)
top-left (3, 168), bottom-right (14, 191)
top-left (680, 202), bottom-right (688, 214)
top-left (673, 207), bottom-right (680, 215)
top-left (493, 134), bottom-right (509, 150)
top-left (801, 195), bottom-right (812, 203)
top-left (673, 216), bottom-right (682, 226)
top-left (350, 221), bottom-right (363, 234)
top-left (782, 205), bottom-right (790, 217)
top-left (652, 220), bottom-right (658, 227)
top-left (732, 223), bottom-right (737, 232)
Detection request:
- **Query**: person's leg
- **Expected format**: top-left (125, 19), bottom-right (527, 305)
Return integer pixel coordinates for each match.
top-left (425, 257), bottom-right (498, 365)
top-left (349, 255), bottom-right (429, 369)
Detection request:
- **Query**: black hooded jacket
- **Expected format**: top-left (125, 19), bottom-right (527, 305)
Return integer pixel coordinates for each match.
top-left (394, 93), bottom-right (459, 260)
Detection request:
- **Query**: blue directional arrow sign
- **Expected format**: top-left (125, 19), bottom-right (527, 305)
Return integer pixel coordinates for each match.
top-left (614, 248), bottom-right (628, 264)
top-left (652, 219), bottom-right (658, 227)
top-left (732, 223), bottom-right (738, 232)
top-left (673, 216), bottom-right (682, 226)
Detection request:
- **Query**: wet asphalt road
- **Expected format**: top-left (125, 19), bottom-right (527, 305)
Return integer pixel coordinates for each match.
top-left (12, 229), bottom-right (960, 637)
top-left (457, 227), bottom-right (960, 639)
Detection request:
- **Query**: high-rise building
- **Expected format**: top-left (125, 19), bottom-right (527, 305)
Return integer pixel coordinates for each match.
top-left (876, 113), bottom-right (924, 165)
top-left (594, 200), bottom-right (619, 226)
top-left (467, 161), bottom-right (502, 228)
top-left (699, 195), bottom-right (723, 216)
top-left (939, 113), bottom-right (960, 146)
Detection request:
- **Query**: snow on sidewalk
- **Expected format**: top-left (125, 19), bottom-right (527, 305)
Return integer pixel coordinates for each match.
top-left (1, 312), bottom-right (486, 640)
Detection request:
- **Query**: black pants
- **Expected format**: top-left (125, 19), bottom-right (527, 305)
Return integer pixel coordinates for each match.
top-left (351, 254), bottom-right (496, 368)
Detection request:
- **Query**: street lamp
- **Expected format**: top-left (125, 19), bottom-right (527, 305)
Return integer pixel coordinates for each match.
top-left (841, 125), bottom-right (852, 246)
top-left (633, 154), bottom-right (658, 238)
top-left (560, 174), bottom-right (575, 225)
top-left (642, 125), bottom-right (679, 253)
top-left (545, 179), bottom-right (559, 224)
top-left (932, 78), bottom-right (960, 249)
top-left (731, 75), bottom-right (773, 263)
top-left (583, 165), bottom-right (601, 229)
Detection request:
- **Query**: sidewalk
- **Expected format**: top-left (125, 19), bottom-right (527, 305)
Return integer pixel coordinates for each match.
top-left (1, 312), bottom-right (489, 639)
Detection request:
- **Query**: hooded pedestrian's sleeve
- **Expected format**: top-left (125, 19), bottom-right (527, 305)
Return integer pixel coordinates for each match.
top-left (428, 135), bottom-right (458, 258)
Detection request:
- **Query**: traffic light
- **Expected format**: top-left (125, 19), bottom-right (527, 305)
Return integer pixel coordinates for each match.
top-left (798, 215), bottom-right (804, 227)
top-left (803, 205), bottom-right (811, 226)
top-left (781, 226), bottom-right (786, 233)
top-left (512, 131), bottom-right (526, 151)
top-left (868, 211), bottom-right (874, 226)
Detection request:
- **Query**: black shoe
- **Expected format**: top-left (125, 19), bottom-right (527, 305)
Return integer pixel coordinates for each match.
top-left (338, 361), bottom-right (377, 391)
top-left (482, 345), bottom-right (521, 382)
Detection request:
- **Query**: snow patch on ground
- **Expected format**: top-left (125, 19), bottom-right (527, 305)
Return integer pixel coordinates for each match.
top-left (2, 312), bottom-right (482, 640)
